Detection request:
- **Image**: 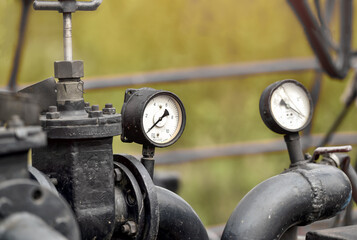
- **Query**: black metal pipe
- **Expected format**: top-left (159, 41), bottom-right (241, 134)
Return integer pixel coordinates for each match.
top-left (156, 187), bottom-right (209, 240)
top-left (221, 163), bottom-right (352, 240)
top-left (337, 154), bottom-right (357, 203)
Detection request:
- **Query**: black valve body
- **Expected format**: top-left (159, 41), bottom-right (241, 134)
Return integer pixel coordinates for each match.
top-left (31, 70), bottom-right (122, 239)
top-left (33, 137), bottom-right (115, 240)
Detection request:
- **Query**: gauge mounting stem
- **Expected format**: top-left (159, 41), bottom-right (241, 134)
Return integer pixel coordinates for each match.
top-left (284, 132), bottom-right (305, 165)
top-left (141, 144), bottom-right (156, 179)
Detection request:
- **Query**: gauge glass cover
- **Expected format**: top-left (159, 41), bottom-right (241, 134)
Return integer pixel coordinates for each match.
top-left (142, 94), bottom-right (183, 144)
top-left (270, 82), bottom-right (311, 131)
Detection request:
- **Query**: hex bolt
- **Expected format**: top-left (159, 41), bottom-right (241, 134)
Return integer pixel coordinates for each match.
top-left (48, 106), bottom-right (58, 112)
top-left (121, 224), bottom-right (130, 234)
top-left (46, 105), bottom-right (60, 120)
top-left (91, 105), bottom-right (99, 111)
top-left (84, 102), bottom-right (91, 113)
top-left (121, 221), bottom-right (137, 235)
top-left (114, 168), bottom-right (122, 182)
top-left (88, 104), bottom-right (103, 118)
top-left (103, 103), bottom-right (116, 115)
top-left (126, 190), bottom-right (136, 206)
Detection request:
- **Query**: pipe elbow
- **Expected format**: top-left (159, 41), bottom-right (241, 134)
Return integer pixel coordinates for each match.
top-left (156, 187), bottom-right (209, 240)
top-left (222, 164), bottom-right (351, 240)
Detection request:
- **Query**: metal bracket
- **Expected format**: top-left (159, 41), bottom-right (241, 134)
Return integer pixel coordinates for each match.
top-left (33, 0), bottom-right (102, 13)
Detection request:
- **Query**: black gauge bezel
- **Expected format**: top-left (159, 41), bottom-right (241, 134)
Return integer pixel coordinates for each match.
top-left (121, 88), bottom-right (186, 148)
top-left (259, 79), bottom-right (313, 134)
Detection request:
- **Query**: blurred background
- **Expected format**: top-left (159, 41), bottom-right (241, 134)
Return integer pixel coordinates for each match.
top-left (1, 0), bottom-right (356, 226)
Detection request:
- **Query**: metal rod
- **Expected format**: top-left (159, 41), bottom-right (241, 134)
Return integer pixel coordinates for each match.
top-left (13, 57), bottom-right (357, 91)
top-left (154, 132), bottom-right (357, 165)
top-left (319, 102), bottom-right (354, 147)
top-left (7, 0), bottom-right (32, 91)
top-left (319, 71), bottom-right (357, 147)
top-left (302, 70), bottom-right (322, 151)
top-left (77, 0), bottom-right (103, 11)
top-left (63, 13), bottom-right (73, 61)
top-left (83, 57), bottom-right (320, 90)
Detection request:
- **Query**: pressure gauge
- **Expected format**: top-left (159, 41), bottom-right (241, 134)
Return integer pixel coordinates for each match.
top-left (259, 79), bottom-right (313, 134)
top-left (121, 88), bottom-right (186, 148)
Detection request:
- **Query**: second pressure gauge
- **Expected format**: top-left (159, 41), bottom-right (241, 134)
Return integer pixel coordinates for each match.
top-left (259, 79), bottom-right (313, 134)
top-left (121, 88), bottom-right (186, 148)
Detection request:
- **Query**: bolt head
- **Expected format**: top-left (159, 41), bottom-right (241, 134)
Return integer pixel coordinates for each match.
top-left (48, 106), bottom-right (58, 112)
top-left (91, 105), bottom-right (99, 111)
top-left (121, 224), bottom-right (130, 234)
top-left (46, 112), bottom-right (60, 119)
top-left (121, 221), bottom-right (137, 235)
top-left (103, 107), bottom-right (116, 115)
top-left (88, 105), bottom-right (103, 118)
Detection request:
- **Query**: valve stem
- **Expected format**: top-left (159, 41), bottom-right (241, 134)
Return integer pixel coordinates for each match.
top-left (63, 13), bottom-right (72, 61)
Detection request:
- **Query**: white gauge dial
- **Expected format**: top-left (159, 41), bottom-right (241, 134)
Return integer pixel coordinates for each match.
top-left (270, 82), bottom-right (311, 131)
top-left (142, 94), bottom-right (183, 144)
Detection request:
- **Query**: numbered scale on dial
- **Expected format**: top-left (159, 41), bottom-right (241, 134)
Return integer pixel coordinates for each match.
top-left (259, 79), bottom-right (313, 134)
top-left (121, 88), bottom-right (186, 148)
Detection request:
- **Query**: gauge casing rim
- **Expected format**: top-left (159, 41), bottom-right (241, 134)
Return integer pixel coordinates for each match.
top-left (259, 79), bottom-right (313, 134)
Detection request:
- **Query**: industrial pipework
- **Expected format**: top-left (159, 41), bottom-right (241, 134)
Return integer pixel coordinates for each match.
top-left (221, 163), bottom-right (352, 240)
top-left (222, 79), bottom-right (353, 240)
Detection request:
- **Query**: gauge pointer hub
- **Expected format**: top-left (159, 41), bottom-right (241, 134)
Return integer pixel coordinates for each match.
top-left (277, 89), bottom-right (305, 117)
top-left (279, 99), bottom-right (305, 117)
top-left (147, 109), bottom-right (169, 133)
top-left (280, 87), bottom-right (305, 116)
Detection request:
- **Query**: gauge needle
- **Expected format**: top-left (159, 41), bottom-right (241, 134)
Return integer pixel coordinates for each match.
top-left (279, 99), bottom-right (305, 118)
top-left (280, 87), bottom-right (305, 117)
top-left (147, 109), bottom-right (170, 133)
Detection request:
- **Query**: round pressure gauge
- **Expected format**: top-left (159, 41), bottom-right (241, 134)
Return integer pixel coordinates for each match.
top-left (121, 88), bottom-right (186, 148)
top-left (259, 79), bottom-right (313, 134)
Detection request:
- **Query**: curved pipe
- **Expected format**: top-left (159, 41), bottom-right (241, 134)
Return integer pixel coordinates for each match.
top-left (0, 213), bottom-right (67, 240)
top-left (156, 187), bottom-right (209, 240)
top-left (222, 164), bottom-right (352, 240)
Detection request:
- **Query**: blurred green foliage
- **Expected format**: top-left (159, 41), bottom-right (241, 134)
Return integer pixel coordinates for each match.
top-left (1, 0), bottom-right (357, 226)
